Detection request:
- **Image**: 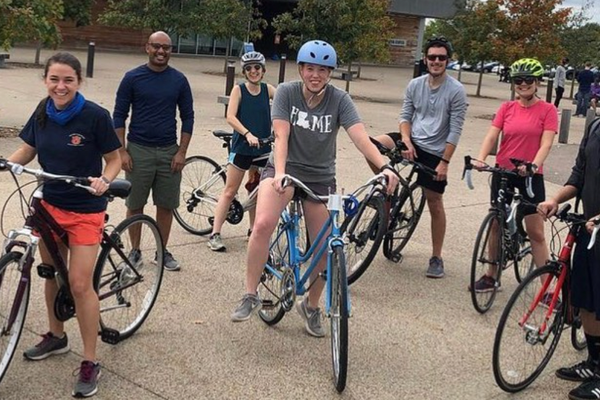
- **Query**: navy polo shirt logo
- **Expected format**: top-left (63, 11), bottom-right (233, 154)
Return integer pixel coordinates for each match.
top-left (69, 133), bottom-right (85, 146)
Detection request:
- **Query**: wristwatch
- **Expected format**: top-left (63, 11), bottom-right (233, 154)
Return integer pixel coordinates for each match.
top-left (100, 176), bottom-right (111, 185)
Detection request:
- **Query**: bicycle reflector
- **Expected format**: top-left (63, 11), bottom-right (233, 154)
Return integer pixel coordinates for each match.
top-left (343, 196), bottom-right (359, 217)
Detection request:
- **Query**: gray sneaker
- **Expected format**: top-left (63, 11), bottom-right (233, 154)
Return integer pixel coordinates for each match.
top-left (231, 294), bottom-right (261, 322)
top-left (207, 233), bottom-right (226, 252)
top-left (163, 250), bottom-right (180, 271)
top-left (23, 332), bottom-right (70, 361)
top-left (72, 360), bottom-right (101, 398)
top-left (426, 256), bottom-right (445, 278)
top-left (296, 298), bottom-right (325, 338)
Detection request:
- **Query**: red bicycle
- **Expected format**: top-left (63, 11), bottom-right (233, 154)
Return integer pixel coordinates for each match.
top-left (492, 204), bottom-right (600, 392)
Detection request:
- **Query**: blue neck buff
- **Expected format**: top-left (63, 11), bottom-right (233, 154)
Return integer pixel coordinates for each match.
top-left (46, 92), bottom-right (86, 126)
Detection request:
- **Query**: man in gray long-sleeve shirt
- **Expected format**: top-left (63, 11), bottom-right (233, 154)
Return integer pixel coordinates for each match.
top-left (371, 36), bottom-right (468, 278)
top-left (554, 57), bottom-right (568, 108)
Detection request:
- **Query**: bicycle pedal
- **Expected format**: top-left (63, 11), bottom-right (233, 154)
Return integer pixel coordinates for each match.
top-left (261, 299), bottom-right (275, 309)
top-left (100, 328), bottom-right (121, 345)
top-left (37, 263), bottom-right (55, 279)
top-left (390, 252), bottom-right (403, 263)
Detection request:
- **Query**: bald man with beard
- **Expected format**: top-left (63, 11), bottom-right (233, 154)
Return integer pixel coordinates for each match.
top-left (113, 31), bottom-right (195, 272)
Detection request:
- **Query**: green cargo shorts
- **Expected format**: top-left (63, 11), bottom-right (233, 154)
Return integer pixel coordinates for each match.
top-left (125, 142), bottom-right (181, 210)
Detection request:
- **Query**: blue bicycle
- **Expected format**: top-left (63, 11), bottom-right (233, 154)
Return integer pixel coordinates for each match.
top-left (256, 174), bottom-right (387, 393)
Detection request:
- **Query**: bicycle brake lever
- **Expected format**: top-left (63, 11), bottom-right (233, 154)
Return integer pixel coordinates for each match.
top-left (588, 223), bottom-right (600, 250)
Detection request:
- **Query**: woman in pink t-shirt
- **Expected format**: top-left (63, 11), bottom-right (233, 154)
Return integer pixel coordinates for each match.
top-left (471, 58), bottom-right (557, 293)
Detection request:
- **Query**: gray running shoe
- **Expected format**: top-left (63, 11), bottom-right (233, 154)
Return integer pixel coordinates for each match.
top-left (23, 332), bottom-right (70, 361)
top-left (426, 256), bottom-right (445, 279)
top-left (296, 298), bottom-right (325, 338)
top-left (231, 294), bottom-right (261, 322)
top-left (207, 233), bottom-right (226, 252)
top-left (162, 249), bottom-right (180, 271)
top-left (72, 360), bottom-right (101, 398)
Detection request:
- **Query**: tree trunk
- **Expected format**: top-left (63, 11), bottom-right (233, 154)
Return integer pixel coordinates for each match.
top-left (476, 59), bottom-right (484, 97)
top-left (223, 37), bottom-right (232, 74)
top-left (345, 62), bottom-right (352, 93)
top-left (34, 42), bottom-right (42, 65)
top-left (457, 61), bottom-right (463, 82)
top-left (356, 61), bottom-right (362, 79)
top-left (568, 69), bottom-right (576, 99)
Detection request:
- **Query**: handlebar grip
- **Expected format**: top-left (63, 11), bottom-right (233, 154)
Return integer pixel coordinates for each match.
top-left (556, 203), bottom-right (571, 219)
top-left (525, 177), bottom-right (535, 198)
top-left (465, 169), bottom-right (474, 190)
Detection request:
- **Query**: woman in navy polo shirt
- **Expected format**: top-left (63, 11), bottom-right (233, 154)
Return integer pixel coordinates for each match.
top-left (4, 52), bottom-right (121, 398)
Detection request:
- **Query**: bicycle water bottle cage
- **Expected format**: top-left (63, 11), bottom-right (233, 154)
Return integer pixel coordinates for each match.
top-left (37, 263), bottom-right (55, 280)
top-left (343, 196), bottom-right (359, 217)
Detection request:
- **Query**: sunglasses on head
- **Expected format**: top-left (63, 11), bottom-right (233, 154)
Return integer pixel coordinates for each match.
top-left (426, 54), bottom-right (448, 62)
top-left (244, 64), bottom-right (262, 72)
top-left (148, 43), bottom-right (172, 51)
top-left (512, 76), bottom-right (536, 85)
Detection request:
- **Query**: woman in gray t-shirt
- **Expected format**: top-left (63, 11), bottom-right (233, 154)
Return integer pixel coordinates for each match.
top-left (230, 40), bottom-right (398, 335)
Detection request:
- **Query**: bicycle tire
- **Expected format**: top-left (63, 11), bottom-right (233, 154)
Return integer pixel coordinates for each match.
top-left (341, 195), bottom-right (385, 285)
top-left (493, 264), bottom-right (564, 392)
top-left (330, 246), bottom-right (348, 393)
top-left (94, 215), bottom-right (164, 341)
top-left (513, 239), bottom-right (534, 283)
top-left (470, 212), bottom-right (503, 314)
top-left (0, 251), bottom-right (30, 384)
top-left (175, 155), bottom-right (226, 235)
top-left (571, 309), bottom-right (587, 351)
top-left (383, 182), bottom-right (426, 258)
top-left (258, 219), bottom-right (289, 325)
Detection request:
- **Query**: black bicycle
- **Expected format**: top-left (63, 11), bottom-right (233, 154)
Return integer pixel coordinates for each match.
top-left (463, 156), bottom-right (535, 313)
top-left (0, 159), bottom-right (164, 384)
top-left (342, 136), bottom-right (436, 285)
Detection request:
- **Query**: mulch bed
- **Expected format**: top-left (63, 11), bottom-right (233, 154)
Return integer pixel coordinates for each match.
top-left (0, 127), bottom-right (20, 138)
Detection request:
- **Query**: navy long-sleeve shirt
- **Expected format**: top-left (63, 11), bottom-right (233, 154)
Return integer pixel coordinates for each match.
top-left (113, 65), bottom-right (194, 147)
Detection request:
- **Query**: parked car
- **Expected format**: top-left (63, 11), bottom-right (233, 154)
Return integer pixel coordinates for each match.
top-left (447, 60), bottom-right (460, 70)
top-left (492, 64), bottom-right (504, 74)
top-left (474, 61), bottom-right (500, 73)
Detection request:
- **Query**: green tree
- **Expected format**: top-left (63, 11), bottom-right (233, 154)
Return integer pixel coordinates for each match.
top-left (272, 0), bottom-right (395, 92)
top-left (0, 0), bottom-right (63, 50)
top-left (99, 0), bottom-right (182, 31)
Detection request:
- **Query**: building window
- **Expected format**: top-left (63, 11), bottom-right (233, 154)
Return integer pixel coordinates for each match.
top-left (389, 38), bottom-right (407, 47)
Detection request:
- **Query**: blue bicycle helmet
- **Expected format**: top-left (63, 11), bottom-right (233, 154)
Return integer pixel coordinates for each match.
top-left (296, 40), bottom-right (337, 69)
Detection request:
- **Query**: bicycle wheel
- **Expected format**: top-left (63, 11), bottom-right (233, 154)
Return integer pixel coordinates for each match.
top-left (493, 264), bottom-right (565, 392)
top-left (341, 195), bottom-right (385, 285)
top-left (258, 219), bottom-right (289, 326)
top-left (571, 308), bottom-right (587, 351)
top-left (0, 252), bottom-right (29, 384)
top-left (94, 215), bottom-right (164, 341)
top-left (513, 238), bottom-right (534, 283)
top-left (175, 156), bottom-right (226, 235)
top-left (383, 182), bottom-right (426, 258)
top-left (330, 246), bottom-right (348, 393)
top-left (470, 212), bottom-right (503, 314)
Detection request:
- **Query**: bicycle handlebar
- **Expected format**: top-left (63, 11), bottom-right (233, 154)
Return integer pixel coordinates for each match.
top-left (0, 159), bottom-right (131, 198)
top-left (555, 203), bottom-right (600, 250)
top-left (369, 136), bottom-right (437, 178)
top-left (212, 130), bottom-right (273, 148)
top-left (463, 155), bottom-right (535, 198)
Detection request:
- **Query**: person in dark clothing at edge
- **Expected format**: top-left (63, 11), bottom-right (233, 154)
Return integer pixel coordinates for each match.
top-left (538, 117), bottom-right (600, 400)
top-left (575, 62), bottom-right (595, 117)
top-left (113, 31), bottom-right (195, 272)
top-left (554, 57), bottom-right (568, 108)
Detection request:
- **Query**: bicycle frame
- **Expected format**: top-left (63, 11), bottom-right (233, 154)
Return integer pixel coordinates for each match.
top-left (265, 196), bottom-right (348, 316)
top-left (519, 226), bottom-right (578, 339)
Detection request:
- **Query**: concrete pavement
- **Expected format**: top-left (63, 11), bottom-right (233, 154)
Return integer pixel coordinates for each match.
top-left (0, 46), bottom-right (593, 399)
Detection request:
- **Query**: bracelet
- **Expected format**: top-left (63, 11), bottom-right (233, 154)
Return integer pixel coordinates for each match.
top-left (100, 176), bottom-right (110, 185)
top-left (379, 164), bottom-right (400, 177)
top-left (243, 131), bottom-right (250, 137)
top-left (440, 158), bottom-right (450, 164)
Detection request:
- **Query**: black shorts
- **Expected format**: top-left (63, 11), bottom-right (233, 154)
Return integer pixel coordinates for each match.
top-left (228, 152), bottom-right (268, 171)
top-left (490, 173), bottom-right (545, 216)
top-left (571, 230), bottom-right (600, 320)
top-left (261, 163), bottom-right (336, 202)
top-left (385, 133), bottom-right (447, 194)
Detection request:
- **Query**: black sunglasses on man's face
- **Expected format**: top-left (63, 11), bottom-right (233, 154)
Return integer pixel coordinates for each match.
top-left (426, 54), bottom-right (448, 62)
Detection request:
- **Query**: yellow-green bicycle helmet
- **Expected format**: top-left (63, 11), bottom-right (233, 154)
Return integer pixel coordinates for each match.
top-left (510, 58), bottom-right (544, 78)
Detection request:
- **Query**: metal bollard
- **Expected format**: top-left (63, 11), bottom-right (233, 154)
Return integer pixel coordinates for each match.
top-left (558, 109), bottom-right (571, 144)
top-left (413, 61), bottom-right (420, 78)
top-left (510, 82), bottom-right (515, 101)
top-left (86, 42), bottom-right (95, 78)
top-left (584, 109), bottom-right (596, 132)
top-left (278, 54), bottom-right (286, 84)
top-left (545, 78), bottom-right (553, 103)
top-left (223, 61), bottom-right (235, 117)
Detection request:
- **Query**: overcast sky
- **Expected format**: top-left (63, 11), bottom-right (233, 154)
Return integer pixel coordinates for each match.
top-left (555, 0), bottom-right (599, 24)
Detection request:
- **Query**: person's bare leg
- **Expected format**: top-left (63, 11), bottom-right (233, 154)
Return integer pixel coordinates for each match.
top-left (424, 189), bottom-right (445, 259)
top-left (156, 206), bottom-right (174, 247)
top-left (524, 213), bottom-right (550, 268)
top-left (303, 200), bottom-right (330, 309)
top-left (211, 165), bottom-right (245, 236)
top-left (38, 240), bottom-right (66, 336)
top-left (126, 207), bottom-right (144, 250)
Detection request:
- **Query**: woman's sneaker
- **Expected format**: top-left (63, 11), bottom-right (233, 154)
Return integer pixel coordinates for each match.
top-left (296, 298), bottom-right (325, 337)
top-left (72, 360), bottom-right (101, 398)
top-left (23, 332), bottom-right (70, 361)
top-left (208, 233), bottom-right (226, 252)
top-left (231, 293), bottom-right (261, 321)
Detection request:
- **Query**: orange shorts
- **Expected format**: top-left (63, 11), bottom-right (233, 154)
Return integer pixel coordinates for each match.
top-left (39, 200), bottom-right (105, 246)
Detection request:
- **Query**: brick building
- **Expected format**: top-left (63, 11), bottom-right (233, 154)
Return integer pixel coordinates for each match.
top-left (59, 0), bottom-right (457, 66)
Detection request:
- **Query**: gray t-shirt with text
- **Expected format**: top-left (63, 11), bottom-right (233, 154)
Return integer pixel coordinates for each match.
top-left (271, 81), bottom-right (361, 183)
